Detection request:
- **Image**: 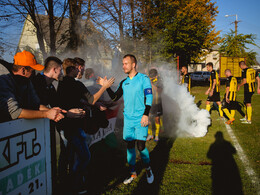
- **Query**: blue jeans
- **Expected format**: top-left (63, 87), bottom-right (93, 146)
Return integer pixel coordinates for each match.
top-left (58, 130), bottom-right (70, 181)
top-left (70, 128), bottom-right (91, 188)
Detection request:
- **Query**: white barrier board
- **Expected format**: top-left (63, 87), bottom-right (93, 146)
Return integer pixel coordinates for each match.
top-left (0, 119), bottom-right (52, 195)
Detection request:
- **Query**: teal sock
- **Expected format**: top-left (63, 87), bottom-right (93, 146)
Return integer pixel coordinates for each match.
top-left (139, 147), bottom-right (150, 164)
top-left (127, 148), bottom-right (136, 166)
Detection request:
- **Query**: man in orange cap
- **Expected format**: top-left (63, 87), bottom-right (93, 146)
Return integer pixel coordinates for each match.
top-left (0, 50), bottom-right (65, 123)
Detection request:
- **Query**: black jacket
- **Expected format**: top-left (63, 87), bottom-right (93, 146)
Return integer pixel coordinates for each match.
top-left (31, 73), bottom-right (58, 108)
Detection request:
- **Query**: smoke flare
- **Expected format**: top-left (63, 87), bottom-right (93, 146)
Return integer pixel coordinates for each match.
top-left (159, 66), bottom-right (210, 138)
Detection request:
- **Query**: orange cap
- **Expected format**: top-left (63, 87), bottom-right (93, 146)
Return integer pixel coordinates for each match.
top-left (14, 50), bottom-right (44, 71)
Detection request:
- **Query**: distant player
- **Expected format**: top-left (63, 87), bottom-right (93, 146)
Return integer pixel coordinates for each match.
top-left (222, 69), bottom-right (237, 125)
top-left (98, 54), bottom-right (154, 184)
top-left (256, 71), bottom-right (260, 94)
top-left (181, 66), bottom-right (191, 92)
top-left (237, 61), bottom-right (256, 124)
top-left (147, 68), bottom-right (163, 142)
top-left (205, 62), bottom-right (223, 118)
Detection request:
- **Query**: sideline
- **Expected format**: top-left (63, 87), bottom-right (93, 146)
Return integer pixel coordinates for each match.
top-left (224, 122), bottom-right (260, 195)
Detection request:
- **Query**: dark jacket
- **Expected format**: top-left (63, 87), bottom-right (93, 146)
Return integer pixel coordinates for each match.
top-left (57, 76), bottom-right (94, 110)
top-left (31, 73), bottom-right (58, 108)
top-left (57, 76), bottom-right (94, 138)
top-left (0, 74), bottom-right (40, 123)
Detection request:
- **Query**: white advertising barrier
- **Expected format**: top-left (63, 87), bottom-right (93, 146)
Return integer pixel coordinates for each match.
top-left (89, 117), bottom-right (116, 147)
top-left (0, 119), bottom-right (52, 195)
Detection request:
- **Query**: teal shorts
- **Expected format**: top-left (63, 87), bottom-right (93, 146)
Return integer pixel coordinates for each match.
top-left (123, 116), bottom-right (148, 141)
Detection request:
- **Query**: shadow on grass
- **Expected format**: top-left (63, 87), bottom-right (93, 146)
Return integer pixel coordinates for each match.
top-left (56, 104), bottom-right (178, 194)
top-left (85, 139), bottom-right (127, 194)
top-left (131, 137), bottom-right (175, 195)
top-left (207, 131), bottom-right (243, 195)
top-left (81, 136), bottom-right (175, 195)
top-left (55, 138), bottom-right (126, 195)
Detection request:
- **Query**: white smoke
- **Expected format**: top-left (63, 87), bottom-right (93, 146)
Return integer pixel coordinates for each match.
top-left (158, 66), bottom-right (210, 138)
top-left (102, 61), bottom-right (211, 138)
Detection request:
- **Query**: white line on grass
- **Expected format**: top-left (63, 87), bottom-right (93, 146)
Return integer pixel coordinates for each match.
top-left (224, 122), bottom-right (260, 195)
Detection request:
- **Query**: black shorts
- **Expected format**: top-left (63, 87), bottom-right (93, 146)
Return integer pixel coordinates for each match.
top-left (244, 92), bottom-right (254, 104)
top-left (150, 103), bottom-right (163, 117)
top-left (207, 92), bottom-right (220, 102)
top-left (222, 100), bottom-right (237, 110)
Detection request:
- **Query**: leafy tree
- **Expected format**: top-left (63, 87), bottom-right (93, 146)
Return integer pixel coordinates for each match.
top-left (0, 0), bottom-right (222, 68)
top-left (141, 0), bottom-right (221, 67)
top-left (219, 30), bottom-right (259, 65)
top-left (89, 0), bottom-right (221, 67)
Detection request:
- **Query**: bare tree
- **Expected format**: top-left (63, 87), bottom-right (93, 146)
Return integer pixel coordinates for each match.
top-left (0, 0), bottom-right (69, 59)
top-left (67, 0), bottom-right (82, 51)
top-left (95, 0), bottom-right (127, 52)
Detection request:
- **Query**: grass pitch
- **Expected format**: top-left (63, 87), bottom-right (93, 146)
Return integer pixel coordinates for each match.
top-left (57, 85), bottom-right (260, 195)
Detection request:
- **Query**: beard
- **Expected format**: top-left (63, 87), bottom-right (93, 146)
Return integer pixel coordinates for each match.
top-left (124, 69), bottom-right (130, 74)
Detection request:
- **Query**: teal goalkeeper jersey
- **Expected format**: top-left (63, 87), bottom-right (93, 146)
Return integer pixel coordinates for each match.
top-left (107, 73), bottom-right (153, 118)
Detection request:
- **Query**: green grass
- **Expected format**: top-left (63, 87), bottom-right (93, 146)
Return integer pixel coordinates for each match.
top-left (56, 85), bottom-right (260, 195)
top-left (189, 85), bottom-right (260, 195)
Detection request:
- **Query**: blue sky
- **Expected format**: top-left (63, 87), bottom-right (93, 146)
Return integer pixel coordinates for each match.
top-left (214, 0), bottom-right (260, 62)
top-left (2, 0), bottom-right (260, 63)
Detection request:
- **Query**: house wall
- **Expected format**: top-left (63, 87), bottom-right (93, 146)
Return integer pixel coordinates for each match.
top-left (188, 49), bottom-right (220, 72)
top-left (17, 16), bottom-right (48, 63)
top-left (17, 15), bottom-right (114, 70)
top-left (204, 50), bottom-right (220, 70)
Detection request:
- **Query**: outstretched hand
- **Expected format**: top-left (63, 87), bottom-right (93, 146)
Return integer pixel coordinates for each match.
top-left (96, 76), bottom-right (106, 86)
top-left (103, 77), bottom-right (115, 88)
top-left (46, 108), bottom-right (65, 122)
top-left (97, 76), bottom-right (115, 88)
top-left (67, 108), bottom-right (86, 118)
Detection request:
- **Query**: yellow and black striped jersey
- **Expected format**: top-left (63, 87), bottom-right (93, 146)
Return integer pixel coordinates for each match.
top-left (151, 77), bottom-right (163, 105)
top-left (181, 73), bottom-right (191, 92)
top-left (242, 68), bottom-right (256, 92)
top-left (226, 76), bottom-right (237, 101)
top-left (210, 70), bottom-right (219, 92)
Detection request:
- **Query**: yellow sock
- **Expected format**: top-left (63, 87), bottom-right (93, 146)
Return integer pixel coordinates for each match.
top-left (155, 123), bottom-right (160, 137)
top-left (206, 104), bottom-right (211, 112)
top-left (148, 126), bottom-right (153, 136)
top-left (247, 106), bottom-right (252, 121)
top-left (160, 117), bottom-right (164, 131)
top-left (231, 110), bottom-right (235, 119)
top-left (244, 105), bottom-right (247, 118)
top-left (223, 108), bottom-right (232, 120)
top-left (218, 105), bottom-right (223, 117)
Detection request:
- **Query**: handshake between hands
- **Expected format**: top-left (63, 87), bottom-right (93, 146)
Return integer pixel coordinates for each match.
top-left (47, 76), bottom-right (115, 122)
top-left (96, 76), bottom-right (115, 88)
top-left (46, 108), bottom-right (86, 122)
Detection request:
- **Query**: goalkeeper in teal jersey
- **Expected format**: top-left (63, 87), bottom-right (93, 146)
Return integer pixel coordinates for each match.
top-left (98, 54), bottom-right (154, 184)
